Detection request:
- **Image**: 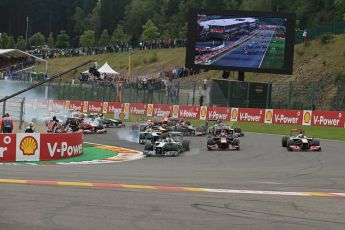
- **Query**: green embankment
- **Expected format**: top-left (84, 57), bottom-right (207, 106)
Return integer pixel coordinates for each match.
top-left (14, 146), bottom-right (118, 164)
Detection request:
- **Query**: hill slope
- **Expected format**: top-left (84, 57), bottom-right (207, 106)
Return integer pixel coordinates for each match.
top-left (39, 34), bottom-right (345, 110)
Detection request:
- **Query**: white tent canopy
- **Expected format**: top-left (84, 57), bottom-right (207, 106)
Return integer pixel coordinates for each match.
top-left (83, 62), bottom-right (119, 75)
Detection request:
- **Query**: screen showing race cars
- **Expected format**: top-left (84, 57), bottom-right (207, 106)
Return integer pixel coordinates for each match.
top-left (186, 10), bottom-right (296, 74)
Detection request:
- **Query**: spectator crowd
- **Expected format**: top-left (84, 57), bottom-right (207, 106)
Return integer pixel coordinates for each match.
top-left (27, 39), bottom-right (186, 60)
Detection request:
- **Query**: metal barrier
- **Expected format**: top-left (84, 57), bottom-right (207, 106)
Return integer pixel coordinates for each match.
top-left (0, 96), bottom-right (25, 129)
top-left (3, 78), bottom-right (345, 111)
top-left (295, 21), bottom-right (345, 43)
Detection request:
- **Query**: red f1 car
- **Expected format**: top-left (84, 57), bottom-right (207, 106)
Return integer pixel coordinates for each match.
top-left (81, 118), bottom-right (107, 134)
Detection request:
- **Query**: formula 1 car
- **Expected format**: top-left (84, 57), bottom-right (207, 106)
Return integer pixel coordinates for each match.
top-left (208, 122), bottom-right (244, 138)
top-left (207, 127), bottom-right (240, 151)
top-left (138, 123), bottom-right (168, 144)
top-left (143, 132), bottom-right (190, 157)
top-left (81, 118), bottom-right (107, 134)
top-left (175, 123), bottom-right (196, 136)
top-left (102, 118), bottom-right (125, 128)
top-left (281, 128), bottom-right (321, 151)
top-left (139, 131), bottom-right (162, 145)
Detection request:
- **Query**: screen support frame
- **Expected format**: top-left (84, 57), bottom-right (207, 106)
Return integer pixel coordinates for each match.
top-left (238, 71), bottom-right (245, 81)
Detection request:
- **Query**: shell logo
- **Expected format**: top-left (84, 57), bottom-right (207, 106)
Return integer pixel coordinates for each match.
top-left (304, 111), bottom-right (311, 124)
top-left (103, 102), bottom-right (108, 113)
top-left (119, 112), bottom-right (125, 120)
top-left (83, 101), bottom-right (88, 112)
top-left (173, 106), bottom-right (179, 117)
top-left (265, 110), bottom-right (272, 122)
top-left (20, 136), bottom-right (38, 156)
top-left (124, 103), bottom-right (129, 113)
top-left (200, 107), bottom-right (207, 118)
top-left (64, 101), bottom-right (70, 110)
top-left (231, 109), bottom-right (238, 120)
top-left (147, 104), bottom-right (153, 115)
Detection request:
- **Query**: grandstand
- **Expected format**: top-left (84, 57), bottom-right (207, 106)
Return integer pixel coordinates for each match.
top-left (0, 49), bottom-right (47, 81)
top-left (199, 18), bottom-right (259, 40)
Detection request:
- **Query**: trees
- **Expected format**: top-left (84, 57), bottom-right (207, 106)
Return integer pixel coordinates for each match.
top-left (239, 0), bottom-right (272, 11)
top-left (124, 0), bottom-right (156, 43)
top-left (79, 30), bottom-right (96, 47)
top-left (47, 32), bottom-right (55, 48)
top-left (56, 30), bottom-right (70, 48)
top-left (111, 24), bottom-right (130, 45)
top-left (72, 6), bottom-right (85, 35)
top-left (0, 33), bottom-right (10, 48)
top-left (84, 1), bottom-right (101, 34)
top-left (0, 0), bottom-right (344, 47)
top-left (29, 32), bottom-right (46, 48)
top-left (100, 0), bottom-right (130, 34)
top-left (16, 36), bottom-right (26, 50)
top-left (98, 29), bottom-right (110, 46)
top-left (141, 19), bottom-right (160, 42)
top-left (7, 35), bottom-right (16, 48)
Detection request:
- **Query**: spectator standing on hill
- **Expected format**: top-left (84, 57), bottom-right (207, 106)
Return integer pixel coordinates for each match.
top-left (303, 30), bottom-right (308, 44)
top-left (203, 79), bottom-right (207, 90)
top-left (0, 113), bottom-right (14, 133)
top-left (199, 95), bottom-right (204, 106)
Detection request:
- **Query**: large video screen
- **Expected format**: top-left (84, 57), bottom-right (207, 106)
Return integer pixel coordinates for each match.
top-left (185, 10), bottom-right (296, 74)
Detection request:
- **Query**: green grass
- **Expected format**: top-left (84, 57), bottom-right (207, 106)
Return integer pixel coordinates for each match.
top-left (122, 115), bottom-right (345, 141)
top-left (37, 48), bottom-right (186, 81)
top-left (82, 143), bottom-right (97, 148)
top-left (45, 147), bottom-right (117, 163)
top-left (230, 122), bottom-right (345, 141)
top-left (261, 38), bottom-right (285, 69)
top-left (12, 146), bottom-right (118, 164)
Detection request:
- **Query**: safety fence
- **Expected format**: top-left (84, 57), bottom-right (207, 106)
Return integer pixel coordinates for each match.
top-left (5, 78), bottom-right (344, 111)
top-left (295, 21), bottom-right (345, 43)
top-left (25, 99), bottom-right (345, 128)
top-left (0, 96), bottom-right (25, 129)
top-left (0, 132), bottom-right (83, 162)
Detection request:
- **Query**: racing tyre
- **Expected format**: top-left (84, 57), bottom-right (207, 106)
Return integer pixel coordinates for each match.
top-left (139, 133), bottom-right (146, 144)
top-left (282, 136), bottom-right (289, 147)
top-left (311, 139), bottom-right (320, 146)
top-left (144, 143), bottom-right (153, 151)
top-left (286, 139), bottom-right (293, 151)
top-left (234, 127), bottom-right (241, 134)
top-left (207, 139), bottom-right (215, 146)
top-left (232, 138), bottom-right (240, 146)
top-left (172, 151), bottom-right (180, 157)
top-left (182, 140), bottom-right (190, 151)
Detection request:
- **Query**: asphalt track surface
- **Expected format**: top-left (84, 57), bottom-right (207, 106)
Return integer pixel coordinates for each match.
top-left (208, 28), bottom-right (275, 68)
top-left (1, 127), bottom-right (345, 230)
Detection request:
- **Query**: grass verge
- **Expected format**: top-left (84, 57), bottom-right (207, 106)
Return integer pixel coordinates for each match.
top-left (12, 146), bottom-right (118, 164)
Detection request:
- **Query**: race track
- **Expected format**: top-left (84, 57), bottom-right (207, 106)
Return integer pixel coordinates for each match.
top-left (212, 29), bottom-right (275, 68)
top-left (1, 127), bottom-right (345, 230)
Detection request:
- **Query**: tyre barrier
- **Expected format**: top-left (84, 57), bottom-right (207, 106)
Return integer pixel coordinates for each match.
top-left (0, 132), bottom-right (83, 162)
